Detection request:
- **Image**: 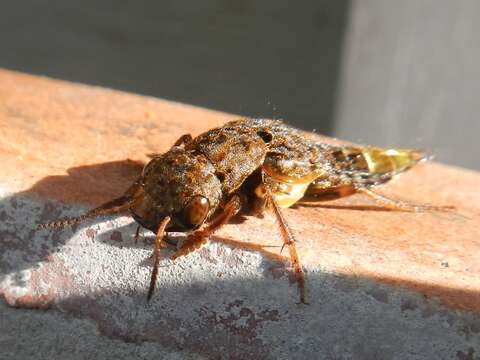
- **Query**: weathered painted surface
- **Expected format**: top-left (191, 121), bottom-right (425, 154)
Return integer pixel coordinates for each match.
top-left (1, 70), bottom-right (480, 359)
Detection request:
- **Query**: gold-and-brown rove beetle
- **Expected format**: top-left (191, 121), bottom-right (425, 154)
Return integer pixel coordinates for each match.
top-left (39, 118), bottom-right (452, 303)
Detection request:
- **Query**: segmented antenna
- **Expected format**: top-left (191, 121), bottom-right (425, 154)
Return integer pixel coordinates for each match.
top-left (37, 213), bottom-right (95, 230)
top-left (37, 189), bottom-right (143, 230)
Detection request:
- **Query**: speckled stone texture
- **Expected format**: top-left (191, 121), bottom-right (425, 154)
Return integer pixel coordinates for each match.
top-left (1, 69), bottom-right (480, 360)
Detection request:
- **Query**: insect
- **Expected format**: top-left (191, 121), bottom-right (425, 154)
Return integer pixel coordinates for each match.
top-left (38, 118), bottom-right (451, 303)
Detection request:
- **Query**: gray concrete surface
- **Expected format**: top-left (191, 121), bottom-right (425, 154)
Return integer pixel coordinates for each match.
top-left (0, 301), bottom-right (204, 360)
top-left (1, 193), bottom-right (480, 359)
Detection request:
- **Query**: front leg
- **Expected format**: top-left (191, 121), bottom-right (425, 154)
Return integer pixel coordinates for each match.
top-left (148, 216), bottom-right (171, 300)
top-left (170, 195), bottom-right (242, 261)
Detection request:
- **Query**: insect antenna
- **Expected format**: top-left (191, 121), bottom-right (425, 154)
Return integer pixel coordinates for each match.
top-left (37, 187), bottom-right (144, 230)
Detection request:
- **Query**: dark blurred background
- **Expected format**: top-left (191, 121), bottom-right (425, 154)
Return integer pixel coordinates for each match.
top-left (1, 0), bottom-right (479, 170)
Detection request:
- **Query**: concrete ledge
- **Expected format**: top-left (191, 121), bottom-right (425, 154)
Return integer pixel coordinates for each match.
top-left (1, 69), bottom-right (479, 359)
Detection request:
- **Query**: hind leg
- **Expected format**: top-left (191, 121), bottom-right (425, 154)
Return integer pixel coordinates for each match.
top-left (358, 188), bottom-right (455, 212)
top-left (303, 183), bottom-right (357, 202)
top-left (302, 182), bottom-right (453, 213)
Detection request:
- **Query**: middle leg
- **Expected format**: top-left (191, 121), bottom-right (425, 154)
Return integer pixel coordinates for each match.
top-left (257, 172), bottom-right (307, 304)
top-left (266, 190), bottom-right (307, 304)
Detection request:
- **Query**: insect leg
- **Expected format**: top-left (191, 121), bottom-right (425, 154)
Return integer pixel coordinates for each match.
top-left (172, 133), bottom-right (193, 147)
top-left (303, 183), bottom-right (358, 202)
top-left (358, 188), bottom-right (455, 212)
top-left (265, 186), bottom-right (307, 304)
top-left (147, 216), bottom-right (171, 301)
top-left (170, 195), bottom-right (242, 261)
top-left (146, 134), bottom-right (194, 159)
top-left (37, 179), bottom-right (144, 230)
top-left (134, 225), bottom-right (141, 244)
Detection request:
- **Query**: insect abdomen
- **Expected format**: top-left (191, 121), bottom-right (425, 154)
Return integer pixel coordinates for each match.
top-left (346, 147), bottom-right (426, 174)
top-left (323, 146), bottom-right (428, 190)
top-left (305, 145), bottom-right (427, 200)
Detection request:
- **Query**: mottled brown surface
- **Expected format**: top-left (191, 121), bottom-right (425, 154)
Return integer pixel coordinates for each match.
top-left (1, 68), bottom-right (480, 316)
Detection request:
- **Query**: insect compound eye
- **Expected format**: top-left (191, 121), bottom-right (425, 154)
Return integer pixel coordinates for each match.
top-left (183, 195), bottom-right (210, 229)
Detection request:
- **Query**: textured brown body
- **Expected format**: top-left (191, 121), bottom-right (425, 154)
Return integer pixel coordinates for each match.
top-left (131, 118), bottom-right (426, 233)
top-left (41, 118), bottom-right (441, 303)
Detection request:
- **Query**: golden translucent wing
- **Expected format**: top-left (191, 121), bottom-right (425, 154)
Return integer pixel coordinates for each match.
top-left (263, 164), bottom-right (325, 208)
top-left (354, 147), bottom-right (426, 175)
top-left (269, 146), bottom-right (428, 207)
top-left (271, 181), bottom-right (314, 208)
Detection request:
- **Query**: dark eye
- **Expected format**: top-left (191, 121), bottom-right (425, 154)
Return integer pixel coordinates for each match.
top-left (183, 195), bottom-right (210, 228)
